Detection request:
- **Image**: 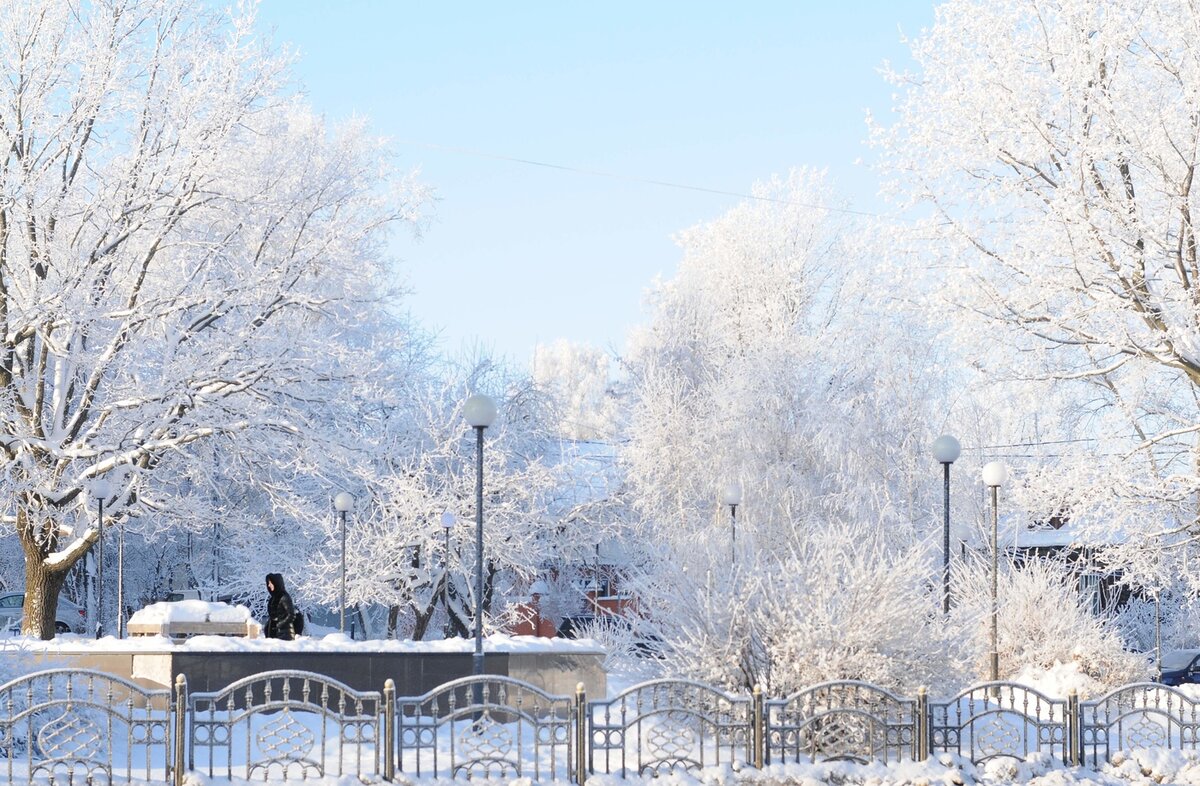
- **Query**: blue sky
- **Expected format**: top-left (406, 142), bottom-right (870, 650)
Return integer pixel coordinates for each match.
top-left (256, 2), bottom-right (938, 366)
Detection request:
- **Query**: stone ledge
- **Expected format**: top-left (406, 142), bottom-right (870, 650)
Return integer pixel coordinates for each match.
top-left (127, 620), bottom-right (259, 639)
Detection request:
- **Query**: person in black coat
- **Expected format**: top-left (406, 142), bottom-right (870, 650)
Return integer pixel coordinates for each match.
top-left (264, 573), bottom-right (296, 640)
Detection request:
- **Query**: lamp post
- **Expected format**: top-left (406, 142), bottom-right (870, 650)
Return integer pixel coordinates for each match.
top-left (721, 481), bottom-right (743, 564)
top-left (463, 393), bottom-right (497, 678)
top-left (333, 491), bottom-right (355, 634)
top-left (117, 514), bottom-right (126, 638)
top-left (441, 510), bottom-right (456, 638)
top-left (91, 479), bottom-right (112, 639)
top-left (982, 460), bottom-right (1008, 687)
top-left (932, 435), bottom-right (961, 614)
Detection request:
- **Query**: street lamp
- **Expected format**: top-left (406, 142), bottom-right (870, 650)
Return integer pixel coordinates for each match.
top-left (117, 512), bottom-right (127, 639)
top-left (441, 510), bottom-right (456, 638)
top-left (91, 478), bottom-right (112, 639)
top-left (463, 393), bottom-right (497, 678)
top-left (721, 481), bottom-right (743, 564)
top-left (982, 460), bottom-right (1009, 686)
top-left (333, 491), bottom-right (355, 635)
top-left (932, 435), bottom-right (961, 614)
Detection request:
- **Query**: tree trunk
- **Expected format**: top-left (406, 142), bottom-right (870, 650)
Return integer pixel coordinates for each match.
top-left (22, 539), bottom-right (71, 640)
top-left (387, 604), bottom-right (401, 638)
top-left (17, 504), bottom-right (95, 640)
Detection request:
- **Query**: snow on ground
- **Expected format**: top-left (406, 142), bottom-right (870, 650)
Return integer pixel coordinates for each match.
top-left (1011, 661), bottom-right (1106, 698)
top-left (167, 752), bottom-right (1200, 785)
top-left (0, 629), bottom-right (605, 655)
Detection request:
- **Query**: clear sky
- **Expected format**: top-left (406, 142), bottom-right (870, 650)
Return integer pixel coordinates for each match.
top-left (255, 1), bottom-right (938, 367)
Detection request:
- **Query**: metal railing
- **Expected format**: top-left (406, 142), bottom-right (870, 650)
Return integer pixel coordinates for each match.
top-left (393, 674), bottom-right (575, 781)
top-left (9, 668), bottom-right (1200, 783)
top-left (587, 678), bottom-right (754, 776)
top-left (767, 680), bottom-right (920, 764)
top-left (0, 668), bottom-right (173, 785)
top-left (188, 670), bottom-right (383, 782)
top-left (929, 682), bottom-right (1070, 764)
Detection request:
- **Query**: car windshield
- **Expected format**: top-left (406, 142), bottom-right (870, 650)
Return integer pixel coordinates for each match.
top-left (1161, 651), bottom-right (1200, 670)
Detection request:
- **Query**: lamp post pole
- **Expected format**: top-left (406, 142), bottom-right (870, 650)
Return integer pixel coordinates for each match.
top-left (721, 481), bottom-right (743, 565)
top-left (334, 492), bottom-right (355, 635)
top-left (96, 494), bottom-right (105, 639)
top-left (982, 461), bottom-right (1008, 688)
top-left (932, 435), bottom-right (961, 614)
top-left (441, 510), bottom-right (456, 638)
top-left (91, 479), bottom-right (111, 639)
top-left (463, 394), bottom-right (498, 679)
top-left (117, 519), bottom-right (125, 638)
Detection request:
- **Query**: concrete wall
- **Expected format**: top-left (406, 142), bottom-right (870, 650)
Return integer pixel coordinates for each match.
top-left (17, 648), bottom-right (606, 699)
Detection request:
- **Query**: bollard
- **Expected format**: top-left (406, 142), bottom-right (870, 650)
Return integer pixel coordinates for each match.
top-left (1066, 689), bottom-right (1081, 766)
top-left (915, 686), bottom-right (930, 761)
top-left (752, 684), bottom-right (765, 769)
top-left (173, 674), bottom-right (187, 786)
top-left (383, 679), bottom-right (396, 781)
top-left (575, 682), bottom-right (587, 784)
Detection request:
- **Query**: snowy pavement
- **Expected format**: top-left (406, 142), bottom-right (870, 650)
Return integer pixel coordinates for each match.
top-left (165, 750), bottom-right (1200, 786)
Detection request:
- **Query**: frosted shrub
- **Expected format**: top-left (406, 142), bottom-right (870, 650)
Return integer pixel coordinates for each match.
top-left (1114, 591), bottom-right (1200, 654)
top-left (951, 556), bottom-right (1147, 692)
top-left (644, 523), bottom-right (961, 695)
top-left (755, 525), bottom-right (963, 695)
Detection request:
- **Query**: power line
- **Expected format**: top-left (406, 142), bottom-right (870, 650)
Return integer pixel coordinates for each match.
top-left (395, 140), bottom-right (896, 219)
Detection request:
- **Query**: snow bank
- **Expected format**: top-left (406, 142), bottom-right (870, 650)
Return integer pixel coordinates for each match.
top-left (1011, 660), bottom-right (1102, 698)
top-left (172, 755), bottom-right (1200, 785)
top-left (5, 631), bottom-right (605, 654)
top-left (128, 600), bottom-right (253, 626)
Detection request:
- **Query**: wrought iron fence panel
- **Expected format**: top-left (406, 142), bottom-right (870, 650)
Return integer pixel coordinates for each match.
top-left (0, 668), bottom-right (173, 785)
top-left (393, 675), bottom-right (574, 781)
top-left (929, 682), bottom-right (1068, 764)
top-left (188, 670), bottom-right (381, 781)
top-left (1080, 683), bottom-right (1200, 766)
top-left (767, 680), bottom-right (918, 763)
top-left (587, 679), bottom-right (753, 777)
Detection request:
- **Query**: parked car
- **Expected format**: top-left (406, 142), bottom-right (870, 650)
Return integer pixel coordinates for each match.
top-left (1157, 649), bottom-right (1200, 685)
top-left (0, 591), bottom-right (87, 634)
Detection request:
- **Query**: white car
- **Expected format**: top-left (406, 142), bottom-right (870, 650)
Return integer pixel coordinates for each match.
top-left (0, 591), bottom-right (87, 634)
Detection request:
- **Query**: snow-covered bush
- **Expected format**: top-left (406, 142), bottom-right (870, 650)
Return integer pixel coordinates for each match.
top-left (1115, 591), bottom-right (1200, 654)
top-left (755, 525), bottom-right (963, 694)
top-left (639, 523), bottom-right (960, 695)
top-left (951, 555), bottom-right (1147, 693)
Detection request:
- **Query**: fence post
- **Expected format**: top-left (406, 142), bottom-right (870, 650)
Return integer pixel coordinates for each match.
top-left (383, 679), bottom-right (396, 782)
top-left (1067, 689), bottom-right (1080, 766)
top-left (173, 674), bottom-right (187, 786)
top-left (574, 682), bottom-right (587, 785)
top-left (915, 686), bottom-right (929, 761)
top-left (752, 684), bottom-right (765, 769)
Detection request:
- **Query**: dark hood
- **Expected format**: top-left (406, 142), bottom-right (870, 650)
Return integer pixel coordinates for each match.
top-left (266, 573), bottom-right (287, 594)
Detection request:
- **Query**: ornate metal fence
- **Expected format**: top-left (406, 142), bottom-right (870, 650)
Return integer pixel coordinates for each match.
top-left (929, 682), bottom-right (1069, 764)
top-left (0, 668), bottom-right (173, 785)
top-left (15, 666), bottom-right (1200, 784)
top-left (767, 680), bottom-right (920, 763)
top-left (587, 679), bottom-right (753, 776)
top-left (393, 674), bottom-right (575, 781)
top-left (1080, 683), bottom-right (1200, 767)
top-left (187, 670), bottom-right (382, 782)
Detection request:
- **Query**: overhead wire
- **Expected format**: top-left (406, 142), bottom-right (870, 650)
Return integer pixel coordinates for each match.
top-left (395, 139), bottom-right (913, 220)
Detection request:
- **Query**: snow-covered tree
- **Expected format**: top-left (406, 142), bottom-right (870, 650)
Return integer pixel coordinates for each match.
top-left (619, 170), bottom-right (958, 687)
top-left (532, 340), bottom-right (618, 441)
top-left (0, 0), bottom-right (427, 638)
top-left (875, 0), bottom-right (1200, 573)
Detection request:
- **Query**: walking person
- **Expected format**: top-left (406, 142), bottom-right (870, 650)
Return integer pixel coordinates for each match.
top-left (264, 573), bottom-right (296, 640)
